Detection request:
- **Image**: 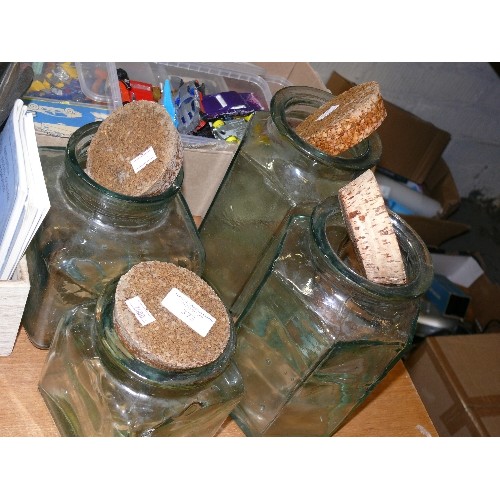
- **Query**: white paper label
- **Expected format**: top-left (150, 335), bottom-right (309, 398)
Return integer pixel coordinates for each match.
top-left (215, 94), bottom-right (227, 108)
top-left (130, 146), bottom-right (157, 173)
top-left (161, 288), bottom-right (216, 337)
top-left (316, 104), bottom-right (339, 121)
top-left (125, 296), bottom-right (156, 326)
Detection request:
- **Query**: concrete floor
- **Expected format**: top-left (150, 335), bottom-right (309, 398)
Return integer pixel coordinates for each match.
top-left (441, 194), bottom-right (500, 286)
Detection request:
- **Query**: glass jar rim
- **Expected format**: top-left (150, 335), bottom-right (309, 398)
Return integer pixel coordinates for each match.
top-left (94, 276), bottom-right (237, 388)
top-left (270, 85), bottom-right (382, 171)
top-left (65, 122), bottom-right (183, 203)
top-left (311, 196), bottom-right (434, 299)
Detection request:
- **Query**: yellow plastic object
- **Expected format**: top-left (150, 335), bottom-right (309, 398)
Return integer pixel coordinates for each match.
top-left (29, 80), bottom-right (46, 92)
top-left (61, 62), bottom-right (78, 79)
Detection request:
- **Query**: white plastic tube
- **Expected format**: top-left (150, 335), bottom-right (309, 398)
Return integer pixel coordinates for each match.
top-left (375, 172), bottom-right (443, 218)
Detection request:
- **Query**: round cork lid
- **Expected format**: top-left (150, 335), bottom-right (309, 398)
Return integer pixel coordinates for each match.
top-left (113, 261), bottom-right (231, 371)
top-left (294, 81), bottom-right (386, 157)
top-left (86, 100), bottom-right (183, 197)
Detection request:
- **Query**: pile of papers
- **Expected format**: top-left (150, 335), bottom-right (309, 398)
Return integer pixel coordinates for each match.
top-left (0, 99), bottom-right (50, 280)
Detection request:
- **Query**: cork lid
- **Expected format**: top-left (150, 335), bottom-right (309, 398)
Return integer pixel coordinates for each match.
top-left (86, 100), bottom-right (183, 197)
top-left (113, 261), bottom-right (231, 371)
top-left (294, 81), bottom-right (386, 157)
top-left (338, 169), bottom-right (407, 285)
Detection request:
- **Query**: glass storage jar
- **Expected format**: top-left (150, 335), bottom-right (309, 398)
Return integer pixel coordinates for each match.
top-left (22, 122), bottom-right (204, 349)
top-left (230, 196), bottom-right (433, 437)
top-left (199, 85), bottom-right (383, 313)
top-left (39, 261), bottom-right (244, 437)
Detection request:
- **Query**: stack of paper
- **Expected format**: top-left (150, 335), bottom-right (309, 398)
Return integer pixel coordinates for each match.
top-left (0, 99), bottom-right (50, 280)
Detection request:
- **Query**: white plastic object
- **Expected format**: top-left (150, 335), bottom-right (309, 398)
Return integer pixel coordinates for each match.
top-left (375, 171), bottom-right (443, 218)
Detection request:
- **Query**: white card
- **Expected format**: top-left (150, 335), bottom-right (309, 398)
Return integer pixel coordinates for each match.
top-left (125, 295), bottom-right (156, 326)
top-left (161, 287), bottom-right (216, 337)
top-left (130, 146), bottom-right (157, 173)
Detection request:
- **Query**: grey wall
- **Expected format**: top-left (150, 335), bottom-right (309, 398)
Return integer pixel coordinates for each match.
top-left (310, 62), bottom-right (500, 202)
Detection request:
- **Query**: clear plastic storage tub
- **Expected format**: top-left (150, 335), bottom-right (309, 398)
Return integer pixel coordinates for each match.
top-left (75, 62), bottom-right (283, 147)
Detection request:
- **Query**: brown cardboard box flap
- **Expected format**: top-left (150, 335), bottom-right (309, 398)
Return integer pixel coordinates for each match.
top-left (423, 157), bottom-right (461, 218)
top-left (182, 148), bottom-right (236, 218)
top-left (406, 333), bottom-right (500, 436)
top-left (327, 72), bottom-right (451, 185)
top-left (466, 273), bottom-right (500, 332)
top-left (401, 215), bottom-right (469, 247)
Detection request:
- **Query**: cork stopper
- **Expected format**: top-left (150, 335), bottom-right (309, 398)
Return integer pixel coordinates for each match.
top-left (338, 169), bottom-right (407, 285)
top-left (113, 261), bottom-right (231, 371)
top-left (294, 81), bottom-right (386, 156)
top-left (86, 100), bottom-right (183, 197)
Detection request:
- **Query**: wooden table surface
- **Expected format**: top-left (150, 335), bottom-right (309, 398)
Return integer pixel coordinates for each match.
top-left (0, 327), bottom-right (437, 437)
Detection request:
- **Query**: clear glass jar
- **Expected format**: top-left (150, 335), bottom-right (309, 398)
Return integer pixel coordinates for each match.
top-left (199, 86), bottom-right (383, 313)
top-left (230, 196), bottom-right (433, 437)
top-left (22, 122), bottom-right (205, 349)
top-left (38, 265), bottom-right (243, 437)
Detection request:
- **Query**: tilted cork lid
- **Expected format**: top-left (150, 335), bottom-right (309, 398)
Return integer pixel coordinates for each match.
top-left (86, 100), bottom-right (183, 197)
top-left (113, 261), bottom-right (231, 371)
top-left (295, 81), bottom-right (386, 157)
top-left (338, 169), bottom-right (407, 285)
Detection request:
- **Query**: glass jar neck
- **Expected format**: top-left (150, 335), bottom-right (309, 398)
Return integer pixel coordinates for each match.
top-left (269, 85), bottom-right (383, 172)
top-left (63, 122), bottom-right (183, 226)
top-left (310, 196), bottom-right (434, 300)
top-left (94, 278), bottom-right (237, 389)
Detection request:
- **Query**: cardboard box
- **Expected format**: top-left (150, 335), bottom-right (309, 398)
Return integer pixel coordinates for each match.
top-left (465, 273), bottom-right (500, 333)
top-left (400, 216), bottom-right (469, 247)
top-left (326, 72), bottom-right (451, 186)
top-left (426, 250), bottom-right (498, 332)
top-left (425, 274), bottom-right (470, 319)
top-left (395, 158), bottom-right (468, 245)
top-left (405, 333), bottom-right (500, 436)
top-left (375, 157), bottom-right (460, 219)
top-left (431, 252), bottom-right (484, 288)
top-left (420, 157), bottom-right (461, 218)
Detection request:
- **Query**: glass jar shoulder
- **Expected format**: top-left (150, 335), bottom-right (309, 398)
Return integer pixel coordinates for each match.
top-left (242, 214), bottom-right (419, 345)
top-left (228, 114), bottom-right (358, 210)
